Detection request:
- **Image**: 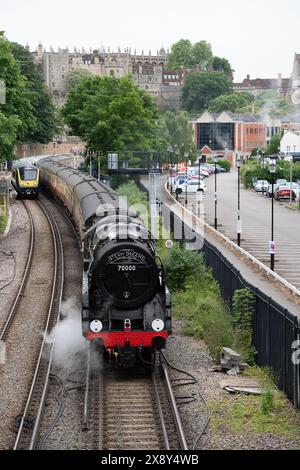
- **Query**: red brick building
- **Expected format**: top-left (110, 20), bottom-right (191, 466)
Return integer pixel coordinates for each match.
top-left (192, 111), bottom-right (267, 163)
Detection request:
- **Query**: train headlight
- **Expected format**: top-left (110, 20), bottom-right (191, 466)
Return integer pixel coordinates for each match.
top-left (152, 319), bottom-right (164, 332)
top-left (90, 320), bottom-right (103, 333)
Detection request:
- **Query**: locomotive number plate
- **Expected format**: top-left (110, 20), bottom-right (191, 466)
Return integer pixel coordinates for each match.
top-left (118, 265), bottom-right (137, 271)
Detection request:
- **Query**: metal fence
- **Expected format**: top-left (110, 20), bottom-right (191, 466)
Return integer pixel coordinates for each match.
top-left (202, 235), bottom-right (300, 410)
top-left (138, 180), bottom-right (300, 409)
top-left (165, 199), bottom-right (300, 410)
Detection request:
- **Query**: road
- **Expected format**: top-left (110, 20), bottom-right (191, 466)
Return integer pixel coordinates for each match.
top-left (182, 170), bottom-right (300, 290)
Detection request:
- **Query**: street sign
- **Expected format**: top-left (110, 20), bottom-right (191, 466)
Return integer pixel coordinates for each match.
top-left (269, 241), bottom-right (276, 255)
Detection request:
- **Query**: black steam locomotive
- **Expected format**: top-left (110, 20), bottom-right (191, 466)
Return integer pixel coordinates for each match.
top-left (38, 155), bottom-right (171, 367)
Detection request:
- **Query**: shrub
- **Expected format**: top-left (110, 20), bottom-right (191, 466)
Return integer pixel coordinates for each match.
top-left (217, 159), bottom-right (231, 172)
top-left (163, 243), bottom-right (206, 291)
top-left (232, 288), bottom-right (256, 364)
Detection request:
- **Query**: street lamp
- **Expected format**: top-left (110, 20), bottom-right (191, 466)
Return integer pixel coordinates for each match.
top-left (269, 158), bottom-right (277, 271)
top-left (214, 155), bottom-right (218, 230)
top-left (236, 157), bottom-right (243, 246)
top-left (184, 151), bottom-right (189, 206)
top-left (168, 146), bottom-right (173, 193)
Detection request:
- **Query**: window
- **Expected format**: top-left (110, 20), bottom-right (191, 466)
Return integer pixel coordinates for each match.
top-left (19, 168), bottom-right (37, 181)
top-left (62, 74), bottom-right (65, 80)
top-left (250, 128), bottom-right (253, 134)
top-left (197, 123), bottom-right (234, 151)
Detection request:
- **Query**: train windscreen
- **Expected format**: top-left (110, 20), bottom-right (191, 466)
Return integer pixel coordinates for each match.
top-left (19, 167), bottom-right (38, 181)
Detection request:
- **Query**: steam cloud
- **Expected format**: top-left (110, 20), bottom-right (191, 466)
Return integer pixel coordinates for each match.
top-left (47, 297), bottom-right (86, 371)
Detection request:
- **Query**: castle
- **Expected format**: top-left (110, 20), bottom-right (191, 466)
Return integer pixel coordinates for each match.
top-left (32, 43), bottom-right (182, 108)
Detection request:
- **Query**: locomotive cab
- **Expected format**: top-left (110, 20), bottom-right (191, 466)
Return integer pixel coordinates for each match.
top-left (12, 163), bottom-right (40, 198)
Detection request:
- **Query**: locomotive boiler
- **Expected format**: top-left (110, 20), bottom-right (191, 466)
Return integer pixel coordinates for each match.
top-left (38, 155), bottom-right (171, 367)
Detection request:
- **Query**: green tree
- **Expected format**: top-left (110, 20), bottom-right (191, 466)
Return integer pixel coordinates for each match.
top-left (181, 71), bottom-right (232, 112)
top-left (212, 56), bottom-right (233, 77)
top-left (191, 41), bottom-right (213, 70)
top-left (208, 92), bottom-right (254, 113)
top-left (240, 91), bottom-right (295, 116)
top-left (0, 33), bottom-right (35, 162)
top-left (158, 110), bottom-right (196, 161)
top-left (267, 134), bottom-right (281, 155)
top-left (167, 39), bottom-right (193, 70)
top-left (62, 75), bottom-right (160, 153)
top-left (65, 69), bottom-right (93, 92)
top-left (10, 42), bottom-right (57, 143)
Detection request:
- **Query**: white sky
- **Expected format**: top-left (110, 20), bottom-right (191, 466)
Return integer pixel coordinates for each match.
top-left (1, 0), bottom-right (299, 81)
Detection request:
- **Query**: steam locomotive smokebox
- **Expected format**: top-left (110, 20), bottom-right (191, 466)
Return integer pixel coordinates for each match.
top-left (93, 240), bottom-right (159, 310)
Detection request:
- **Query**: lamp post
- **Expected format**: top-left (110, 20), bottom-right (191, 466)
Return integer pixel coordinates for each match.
top-left (168, 146), bottom-right (173, 194)
top-left (198, 156), bottom-right (201, 190)
top-left (236, 157), bottom-right (242, 246)
top-left (184, 151), bottom-right (189, 206)
top-left (214, 156), bottom-right (218, 230)
top-left (269, 158), bottom-right (277, 271)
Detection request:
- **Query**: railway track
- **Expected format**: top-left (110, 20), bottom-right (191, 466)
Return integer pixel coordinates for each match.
top-left (0, 200), bottom-right (35, 341)
top-left (13, 199), bottom-right (64, 450)
top-left (84, 351), bottom-right (188, 450)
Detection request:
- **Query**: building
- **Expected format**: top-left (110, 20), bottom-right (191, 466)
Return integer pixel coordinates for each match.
top-left (32, 44), bottom-right (181, 108)
top-left (233, 74), bottom-right (290, 99)
top-left (280, 131), bottom-right (300, 160)
top-left (289, 54), bottom-right (300, 110)
top-left (193, 111), bottom-right (267, 164)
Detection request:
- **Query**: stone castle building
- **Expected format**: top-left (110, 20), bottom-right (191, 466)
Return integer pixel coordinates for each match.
top-left (32, 43), bottom-right (182, 108)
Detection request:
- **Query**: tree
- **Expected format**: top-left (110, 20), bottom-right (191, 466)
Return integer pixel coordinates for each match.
top-left (267, 134), bottom-right (281, 155)
top-left (158, 110), bottom-right (196, 161)
top-left (208, 92), bottom-right (254, 113)
top-left (181, 71), bottom-right (233, 112)
top-left (192, 41), bottom-right (213, 70)
top-left (212, 56), bottom-right (233, 77)
top-left (10, 42), bottom-right (57, 143)
top-left (62, 75), bottom-right (161, 153)
top-left (65, 69), bottom-right (93, 92)
top-left (240, 90), bottom-right (295, 116)
top-left (0, 33), bottom-right (35, 162)
top-left (167, 39), bottom-right (193, 70)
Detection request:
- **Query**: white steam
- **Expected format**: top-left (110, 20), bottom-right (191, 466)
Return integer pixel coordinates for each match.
top-left (47, 297), bottom-right (86, 371)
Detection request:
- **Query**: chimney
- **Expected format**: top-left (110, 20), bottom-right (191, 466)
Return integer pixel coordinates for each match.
top-left (246, 74), bottom-right (250, 82)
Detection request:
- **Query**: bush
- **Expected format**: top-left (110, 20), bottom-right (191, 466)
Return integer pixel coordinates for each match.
top-left (162, 243), bottom-right (235, 361)
top-left (217, 159), bottom-right (231, 172)
top-left (232, 288), bottom-right (256, 364)
top-left (163, 243), bottom-right (206, 291)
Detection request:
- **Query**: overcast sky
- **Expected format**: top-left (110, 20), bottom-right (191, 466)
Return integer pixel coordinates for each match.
top-left (1, 0), bottom-right (299, 81)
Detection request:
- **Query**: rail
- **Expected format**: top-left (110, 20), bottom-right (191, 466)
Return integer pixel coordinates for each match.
top-left (0, 201), bottom-right (35, 341)
top-left (13, 200), bottom-right (64, 450)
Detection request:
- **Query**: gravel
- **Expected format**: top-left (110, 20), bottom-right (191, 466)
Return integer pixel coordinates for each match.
top-left (0, 199), bottom-right (55, 450)
top-left (165, 320), bottom-right (300, 450)
top-left (0, 199), bottom-right (30, 330)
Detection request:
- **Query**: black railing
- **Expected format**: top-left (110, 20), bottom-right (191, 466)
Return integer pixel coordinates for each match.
top-left (139, 180), bottom-right (300, 411)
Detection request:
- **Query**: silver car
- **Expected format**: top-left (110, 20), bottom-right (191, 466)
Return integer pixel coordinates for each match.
top-left (255, 180), bottom-right (269, 192)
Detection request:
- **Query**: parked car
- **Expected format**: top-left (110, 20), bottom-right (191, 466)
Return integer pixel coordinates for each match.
top-left (255, 180), bottom-right (269, 192)
top-left (276, 179), bottom-right (288, 186)
top-left (172, 179), bottom-right (207, 194)
top-left (215, 164), bottom-right (226, 173)
top-left (274, 186), bottom-right (296, 201)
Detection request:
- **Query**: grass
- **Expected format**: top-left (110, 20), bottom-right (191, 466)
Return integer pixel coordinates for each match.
top-left (208, 393), bottom-right (300, 438)
top-left (208, 366), bottom-right (300, 439)
top-left (0, 212), bottom-right (7, 234)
